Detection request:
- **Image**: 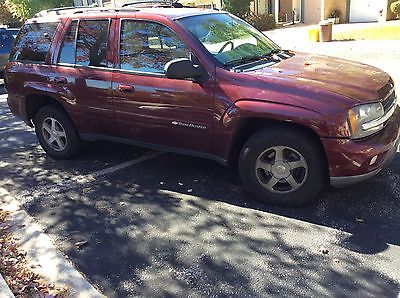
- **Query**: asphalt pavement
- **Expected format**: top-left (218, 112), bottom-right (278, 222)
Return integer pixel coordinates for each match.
top-left (1, 56), bottom-right (400, 297)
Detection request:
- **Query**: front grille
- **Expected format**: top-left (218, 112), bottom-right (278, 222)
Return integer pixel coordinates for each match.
top-left (378, 78), bottom-right (395, 99)
top-left (382, 90), bottom-right (396, 113)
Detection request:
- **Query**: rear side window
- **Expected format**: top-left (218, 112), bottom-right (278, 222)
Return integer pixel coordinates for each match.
top-left (75, 20), bottom-right (109, 67)
top-left (10, 22), bottom-right (59, 63)
top-left (58, 20), bottom-right (78, 64)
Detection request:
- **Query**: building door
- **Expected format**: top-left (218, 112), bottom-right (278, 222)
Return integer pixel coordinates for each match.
top-left (349, 0), bottom-right (386, 22)
top-left (303, 0), bottom-right (322, 24)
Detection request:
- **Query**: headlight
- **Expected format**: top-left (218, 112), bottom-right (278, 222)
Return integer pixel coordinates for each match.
top-left (348, 103), bottom-right (384, 139)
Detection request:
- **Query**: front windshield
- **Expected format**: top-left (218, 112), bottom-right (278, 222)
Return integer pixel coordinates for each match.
top-left (178, 13), bottom-right (280, 66)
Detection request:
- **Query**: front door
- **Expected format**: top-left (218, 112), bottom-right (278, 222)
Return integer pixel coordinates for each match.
top-left (112, 19), bottom-right (214, 153)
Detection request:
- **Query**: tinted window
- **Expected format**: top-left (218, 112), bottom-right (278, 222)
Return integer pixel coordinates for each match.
top-left (119, 20), bottom-right (189, 73)
top-left (0, 31), bottom-right (14, 52)
top-left (58, 20), bottom-right (78, 64)
top-left (178, 13), bottom-right (279, 65)
top-left (10, 22), bottom-right (59, 62)
top-left (76, 20), bottom-right (109, 67)
top-left (9, 29), bottom-right (19, 39)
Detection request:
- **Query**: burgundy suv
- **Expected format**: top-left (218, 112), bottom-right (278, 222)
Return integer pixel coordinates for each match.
top-left (4, 7), bottom-right (399, 206)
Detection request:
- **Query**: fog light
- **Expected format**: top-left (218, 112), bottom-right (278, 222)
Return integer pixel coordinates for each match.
top-left (370, 155), bottom-right (378, 165)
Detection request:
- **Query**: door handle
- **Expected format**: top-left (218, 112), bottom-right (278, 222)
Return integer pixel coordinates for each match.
top-left (118, 84), bottom-right (135, 93)
top-left (53, 77), bottom-right (68, 84)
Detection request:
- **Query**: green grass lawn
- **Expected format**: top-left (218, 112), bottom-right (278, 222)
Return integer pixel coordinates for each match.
top-left (333, 24), bottom-right (400, 40)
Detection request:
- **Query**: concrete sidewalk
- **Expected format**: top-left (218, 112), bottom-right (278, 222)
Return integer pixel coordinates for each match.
top-left (0, 274), bottom-right (14, 298)
top-left (0, 188), bottom-right (103, 298)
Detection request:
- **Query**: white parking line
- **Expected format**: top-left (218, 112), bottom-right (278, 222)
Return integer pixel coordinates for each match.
top-left (72, 151), bottom-right (164, 184)
top-left (88, 151), bottom-right (163, 178)
top-left (18, 151), bottom-right (164, 203)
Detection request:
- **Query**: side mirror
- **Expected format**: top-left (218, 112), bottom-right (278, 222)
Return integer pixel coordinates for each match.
top-left (164, 58), bottom-right (206, 80)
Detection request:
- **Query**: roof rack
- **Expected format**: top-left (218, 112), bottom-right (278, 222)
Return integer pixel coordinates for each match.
top-left (33, 6), bottom-right (139, 18)
top-left (122, 0), bottom-right (188, 8)
top-left (123, 0), bottom-right (170, 6)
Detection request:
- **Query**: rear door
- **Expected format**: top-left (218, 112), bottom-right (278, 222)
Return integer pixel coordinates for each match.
top-left (111, 19), bottom-right (214, 153)
top-left (50, 18), bottom-right (116, 136)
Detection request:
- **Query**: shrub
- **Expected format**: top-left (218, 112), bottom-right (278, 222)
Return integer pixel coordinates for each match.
top-left (391, 0), bottom-right (400, 16)
top-left (223, 0), bottom-right (252, 19)
top-left (246, 13), bottom-right (276, 31)
top-left (0, 0), bottom-right (21, 27)
top-left (329, 9), bottom-right (340, 18)
top-left (7, 0), bottom-right (73, 22)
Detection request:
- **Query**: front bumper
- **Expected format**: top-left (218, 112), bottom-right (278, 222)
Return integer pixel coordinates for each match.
top-left (330, 137), bottom-right (399, 186)
top-left (323, 106), bottom-right (400, 187)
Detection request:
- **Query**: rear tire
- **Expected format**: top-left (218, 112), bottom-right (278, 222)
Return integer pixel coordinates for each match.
top-left (34, 105), bottom-right (80, 159)
top-left (239, 127), bottom-right (325, 206)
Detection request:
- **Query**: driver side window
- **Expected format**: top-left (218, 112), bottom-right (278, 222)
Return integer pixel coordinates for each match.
top-left (119, 20), bottom-right (189, 74)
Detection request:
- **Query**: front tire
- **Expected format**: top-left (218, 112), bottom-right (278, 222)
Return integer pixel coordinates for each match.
top-left (34, 105), bottom-right (80, 159)
top-left (239, 127), bottom-right (325, 206)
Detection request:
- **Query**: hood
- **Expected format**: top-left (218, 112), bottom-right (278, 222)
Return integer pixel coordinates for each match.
top-left (247, 52), bottom-right (391, 104)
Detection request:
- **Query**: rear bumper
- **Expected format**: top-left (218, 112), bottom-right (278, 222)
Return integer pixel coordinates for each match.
top-left (323, 106), bottom-right (400, 187)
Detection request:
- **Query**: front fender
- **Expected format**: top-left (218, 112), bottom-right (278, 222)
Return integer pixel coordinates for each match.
top-left (212, 99), bottom-right (350, 161)
top-left (226, 99), bottom-right (328, 136)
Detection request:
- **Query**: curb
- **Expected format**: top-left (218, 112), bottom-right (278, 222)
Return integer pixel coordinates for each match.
top-left (0, 274), bottom-right (14, 298)
top-left (0, 188), bottom-right (104, 298)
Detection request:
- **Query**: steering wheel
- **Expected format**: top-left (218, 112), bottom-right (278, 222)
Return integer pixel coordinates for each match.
top-left (218, 41), bottom-right (234, 54)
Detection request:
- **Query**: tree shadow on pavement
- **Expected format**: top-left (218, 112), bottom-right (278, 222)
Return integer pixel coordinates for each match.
top-left (20, 153), bottom-right (400, 297)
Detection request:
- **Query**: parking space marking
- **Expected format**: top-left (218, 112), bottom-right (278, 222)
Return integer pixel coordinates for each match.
top-left (73, 151), bottom-right (164, 183)
top-left (17, 151), bottom-right (164, 203)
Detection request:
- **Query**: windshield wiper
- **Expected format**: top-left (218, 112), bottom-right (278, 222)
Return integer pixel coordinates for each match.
top-left (224, 54), bottom-right (274, 67)
top-left (268, 48), bottom-right (282, 55)
top-left (223, 49), bottom-right (282, 67)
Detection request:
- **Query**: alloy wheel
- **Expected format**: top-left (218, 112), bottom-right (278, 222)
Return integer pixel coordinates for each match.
top-left (41, 117), bottom-right (67, 152)
top-left (255, 145), bottom-right (308, 194)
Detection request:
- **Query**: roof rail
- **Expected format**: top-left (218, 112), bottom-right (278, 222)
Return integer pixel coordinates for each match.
top-left (122, 0), bottom-right (187, 8)
top-left (33, 6), bottom-right (138, 18)
top-left (33, 6), bottom-right (139, 18)
top-left (122, 0), bottom-right (171, 6)
top-left (34, 6), bottom-right (90, 17)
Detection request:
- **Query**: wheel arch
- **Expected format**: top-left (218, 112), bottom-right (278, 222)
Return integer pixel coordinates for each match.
top-left (227, 117), bottom-right (330, 183)
top-left (25, 94), bottom-right (69, 126)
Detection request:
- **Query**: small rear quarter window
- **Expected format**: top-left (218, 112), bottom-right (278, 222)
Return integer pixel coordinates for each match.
top-left (58, 20), bottom-right (78, 65)
top-left (10, 21), bottom-right (59, 63)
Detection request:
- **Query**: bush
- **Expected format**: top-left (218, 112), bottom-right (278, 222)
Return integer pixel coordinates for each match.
top-left (329, 9), bottom-right (341, 18)
top-left (0, 0), bottom-right (21, 27)
top-left (223, 0), bottom-right (252, 19)
top-left (391, 0), bottom-right (400, 16)
top-left (246, 13), bottom-right (276, 31)
top-left (7, 0), bottom-right (73, 22)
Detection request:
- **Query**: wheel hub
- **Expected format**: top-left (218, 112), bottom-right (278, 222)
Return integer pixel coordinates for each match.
top-left (271, 162), bottom-right (290, 178)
